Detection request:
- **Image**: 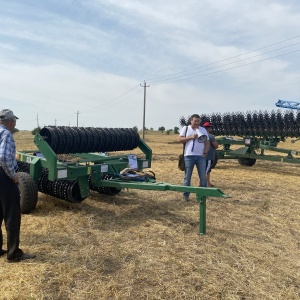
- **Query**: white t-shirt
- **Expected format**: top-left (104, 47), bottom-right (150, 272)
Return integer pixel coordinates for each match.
top-left (179, 125), bottom-right (209, 156)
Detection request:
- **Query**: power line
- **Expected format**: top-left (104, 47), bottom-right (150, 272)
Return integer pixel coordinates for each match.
top-left (146, 35), bottom-right (300, 84)
top-left (80, 85), bottom-right (140, 113)
top-left (60, 85), bottom-right (142, 125)
top-left (149, 42), bottom-right (300, 85)
top-left (88, 88), bottom-right (142, 111)
top-left (51, 35), bottom-right (300, 126)
top-left (150, 49), bottom-right (300, 85)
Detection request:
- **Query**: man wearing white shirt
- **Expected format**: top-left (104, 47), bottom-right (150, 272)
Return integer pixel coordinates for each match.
top-left (178, 114), bottom-right (210, 201)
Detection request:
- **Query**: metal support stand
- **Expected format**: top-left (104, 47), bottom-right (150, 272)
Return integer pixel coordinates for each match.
top-left (198, 196), bottom-right (207, 235)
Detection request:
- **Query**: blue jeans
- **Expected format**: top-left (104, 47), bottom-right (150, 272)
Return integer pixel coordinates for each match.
top-left (183, 155), bottom-right (207, 198)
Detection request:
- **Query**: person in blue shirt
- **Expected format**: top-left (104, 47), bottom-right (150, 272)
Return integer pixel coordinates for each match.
top-left (0, 109), bottom-right (36, 262)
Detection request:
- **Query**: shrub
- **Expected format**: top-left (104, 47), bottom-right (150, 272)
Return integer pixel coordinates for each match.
top-left (32, 127), bottom-right (41, 135)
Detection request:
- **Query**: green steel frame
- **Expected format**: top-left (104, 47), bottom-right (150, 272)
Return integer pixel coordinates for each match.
top-left (16, 133), bottom-right (229, 234)
top-left (215, 136), bottom-right (300, 164)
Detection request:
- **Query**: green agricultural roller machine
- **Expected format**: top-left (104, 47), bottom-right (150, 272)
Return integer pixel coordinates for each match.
top-left (16, 126), bottom-right (229, 234)
top-left (180, 109), bottom-right (300, 167)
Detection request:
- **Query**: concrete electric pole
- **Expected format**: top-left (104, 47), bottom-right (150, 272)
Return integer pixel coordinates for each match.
top-left (140, 81), bottom-right (150, 139)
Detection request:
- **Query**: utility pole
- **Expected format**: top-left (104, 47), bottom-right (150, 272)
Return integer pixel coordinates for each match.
top-left (36, 113), bottom-right (40, 128)
top-left (140, 81), bottom-right (150, 139)
top-left (54, 119), bottom-right (57, 126)
top-left (76, 111), bottom-right (80, 127)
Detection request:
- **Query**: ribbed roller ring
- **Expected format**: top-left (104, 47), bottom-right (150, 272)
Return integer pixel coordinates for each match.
top-left (39, 126), bottom-right (140, 154)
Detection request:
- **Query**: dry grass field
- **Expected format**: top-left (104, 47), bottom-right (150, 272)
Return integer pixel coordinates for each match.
top-left (1, 130), bottom-right (300, 299)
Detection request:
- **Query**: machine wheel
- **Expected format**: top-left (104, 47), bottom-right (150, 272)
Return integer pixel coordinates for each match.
top-left (211, 153), bottom-right (218, 169)
top-left (238, 158), bottom-right (256, 166)
top-left (67, 180), bottom-right (87, 203)
top-left (18, 172), bottom-right (38, 214)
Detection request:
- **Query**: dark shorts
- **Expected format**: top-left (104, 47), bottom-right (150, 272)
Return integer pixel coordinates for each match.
top-left (206, 160), bottom-right (213, 174)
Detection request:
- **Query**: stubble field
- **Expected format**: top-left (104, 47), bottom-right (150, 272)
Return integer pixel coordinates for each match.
top-left (1, 130), bottom-right (300, 300)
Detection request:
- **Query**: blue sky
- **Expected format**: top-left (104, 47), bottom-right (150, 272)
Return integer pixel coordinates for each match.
top-left (1, 0), bottom-right (300, 130)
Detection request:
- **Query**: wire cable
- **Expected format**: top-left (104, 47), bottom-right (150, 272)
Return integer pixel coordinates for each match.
top-left (150, 49), bottom-right (300, 85)
top-left (146, 35), bottom-right (300, 84)
top-left (151, 49), bottom-right (300, 85)
top-left (80, 84), bottom-right (141, 113)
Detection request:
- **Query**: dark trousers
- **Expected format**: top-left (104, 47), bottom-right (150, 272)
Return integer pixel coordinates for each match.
top-left (0, 168), bottom-right (23, 259)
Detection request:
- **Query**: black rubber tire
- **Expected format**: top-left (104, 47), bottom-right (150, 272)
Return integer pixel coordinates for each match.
top-left (238, 157), bottom-right (256, 166)
top-left (18, 172), bottom-right (38, 214)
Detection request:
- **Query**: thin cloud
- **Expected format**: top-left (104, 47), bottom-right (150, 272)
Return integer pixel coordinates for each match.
top-left (0, 0), bottom-right (299, 131)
